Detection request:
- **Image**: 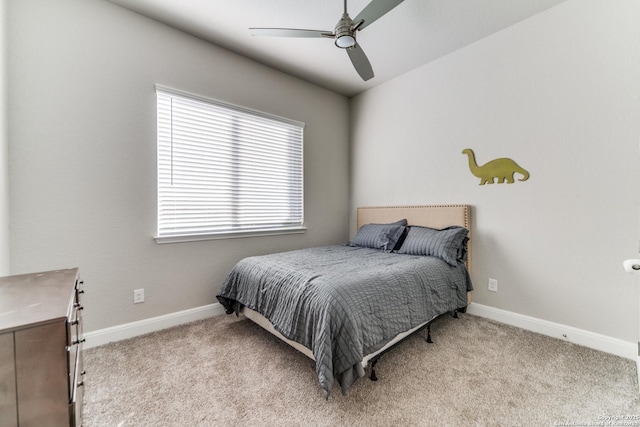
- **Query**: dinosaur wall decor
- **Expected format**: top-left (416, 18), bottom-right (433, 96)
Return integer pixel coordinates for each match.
top-left (462, 148), bottom-right (530, 185)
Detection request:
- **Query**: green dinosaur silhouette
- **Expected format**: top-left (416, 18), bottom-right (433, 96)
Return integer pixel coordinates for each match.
top-left (462, 148), bottom-right (529, 185)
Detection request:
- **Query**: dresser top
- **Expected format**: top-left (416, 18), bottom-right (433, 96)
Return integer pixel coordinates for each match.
top-left (0, 268), bottom-right (79, 333)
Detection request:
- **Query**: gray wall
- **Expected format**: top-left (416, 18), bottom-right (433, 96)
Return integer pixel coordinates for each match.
top-left (350, 0), bottom-right (640, 343)
top-left (0, 0), bottom-right (8, 276)
top-left (7, 0), bottom-right (350, 331)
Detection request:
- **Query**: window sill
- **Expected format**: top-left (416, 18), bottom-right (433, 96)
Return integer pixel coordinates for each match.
top-left (154, 226), bottom-right (307, 244)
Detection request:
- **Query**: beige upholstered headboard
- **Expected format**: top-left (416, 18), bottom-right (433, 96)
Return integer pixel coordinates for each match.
top-left (357, 204), bottom-right (471, 273)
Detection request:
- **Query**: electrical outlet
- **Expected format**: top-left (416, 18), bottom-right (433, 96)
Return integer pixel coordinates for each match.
top-left (134, 288), bottom-right (144, 304)
top-left (488, 278), bottom-right (498, 292)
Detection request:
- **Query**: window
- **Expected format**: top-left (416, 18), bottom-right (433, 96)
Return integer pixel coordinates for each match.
top-left (155, 86), bottom-right (304, 243)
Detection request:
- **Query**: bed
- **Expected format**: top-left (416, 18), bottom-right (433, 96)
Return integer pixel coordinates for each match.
top-left (216, 205), bottom-right (473, 398)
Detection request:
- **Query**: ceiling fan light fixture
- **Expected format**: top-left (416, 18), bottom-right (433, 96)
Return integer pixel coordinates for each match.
top-left (250, 0), bottom-right (406, 81)
top-left (335, 34), bottom-right (356, 48)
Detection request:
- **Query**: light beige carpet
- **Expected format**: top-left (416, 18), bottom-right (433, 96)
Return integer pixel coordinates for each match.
top-left (83, 313), bottom-right (640, 426)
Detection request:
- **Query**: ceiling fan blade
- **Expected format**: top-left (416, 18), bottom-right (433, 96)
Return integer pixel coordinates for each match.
top-left (353, 0), bottom-right (405, 31)
top-left (250, 28), bottom-right (333, 38)
top-left (347, 43), bottom-right (374, 81)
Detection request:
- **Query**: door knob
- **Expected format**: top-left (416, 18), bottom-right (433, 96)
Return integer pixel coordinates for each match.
top-left (623, 259), bottom-right (640, 274)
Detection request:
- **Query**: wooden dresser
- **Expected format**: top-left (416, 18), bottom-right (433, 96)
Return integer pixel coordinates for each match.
top-left (0, 268), bottom-right (85, 427)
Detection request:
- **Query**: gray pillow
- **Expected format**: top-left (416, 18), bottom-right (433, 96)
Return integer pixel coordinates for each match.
top-left (397, 225), bottom-right (468, 265)
top-left (349, 220), bottom-right (407, 252)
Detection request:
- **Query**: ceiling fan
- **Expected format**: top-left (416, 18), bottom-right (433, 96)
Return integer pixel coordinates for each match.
top-left (250, 0), bottom-right (405, 81)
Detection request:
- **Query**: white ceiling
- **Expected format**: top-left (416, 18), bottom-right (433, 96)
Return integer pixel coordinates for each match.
top-left (107, 0), bottom-right (567, 97)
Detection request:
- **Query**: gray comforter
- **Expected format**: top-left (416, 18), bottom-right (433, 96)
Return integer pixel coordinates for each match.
top-left (216, 245), bottom-right (472, 398)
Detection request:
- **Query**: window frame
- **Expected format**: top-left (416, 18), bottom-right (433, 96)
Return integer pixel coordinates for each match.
top-left (154, 85), bottom-right (306, 244)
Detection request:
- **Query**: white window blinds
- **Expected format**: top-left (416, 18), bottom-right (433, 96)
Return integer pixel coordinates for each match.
top-left (156, 86), bottom-right (304, 241)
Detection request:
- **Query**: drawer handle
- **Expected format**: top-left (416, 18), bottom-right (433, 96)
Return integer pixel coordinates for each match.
top-left (72, 338), bottom-right (86, 345)
top-left (74, 303), bottom-right (84, 310)
top-left (77, 381), bottom-right (84, 387)
top-left (70, 319), bottom-right (79, 326)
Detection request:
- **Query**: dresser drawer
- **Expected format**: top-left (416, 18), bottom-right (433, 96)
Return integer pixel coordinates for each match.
top-left (70, 347), bottom-right (85, 427)
top-left (68, 279), bottom-right (84, 346)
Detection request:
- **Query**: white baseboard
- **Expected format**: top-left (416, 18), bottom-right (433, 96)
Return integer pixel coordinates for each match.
top-left (83, 303), bottom-right (226, 349)
top-left (84, 301), bottom-right (636, 362)
top-left (467, 302), bottom-right (636, 361)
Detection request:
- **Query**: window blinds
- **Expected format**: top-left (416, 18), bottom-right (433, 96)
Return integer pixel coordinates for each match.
top-left (156, 87), bottom-right (304, 239)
